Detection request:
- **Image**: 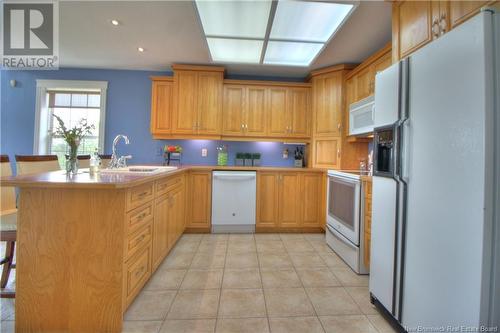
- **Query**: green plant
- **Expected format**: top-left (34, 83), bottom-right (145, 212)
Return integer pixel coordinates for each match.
top-left (236, 152), bottom-right (245, 159)
top-left (52, 114), bottom-right (94, 154)
top-left (252, 153), bottom-right (261, 159)
top-left (244, 153), bottom-right (252, 159)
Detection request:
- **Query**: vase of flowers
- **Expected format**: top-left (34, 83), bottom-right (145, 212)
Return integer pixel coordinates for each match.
top-left (53, 114), bottom-right (95, 175)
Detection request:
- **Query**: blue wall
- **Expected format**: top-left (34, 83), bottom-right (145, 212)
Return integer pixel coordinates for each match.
top-left (1, 68), bottom-right (305, 169)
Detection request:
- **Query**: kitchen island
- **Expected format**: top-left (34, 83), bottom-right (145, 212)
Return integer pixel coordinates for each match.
top-left (1, 165), bottom-right (326, 333)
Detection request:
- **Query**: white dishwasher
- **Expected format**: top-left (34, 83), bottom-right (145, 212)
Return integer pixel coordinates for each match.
top-left (211, 171), bottom-right (256, 233)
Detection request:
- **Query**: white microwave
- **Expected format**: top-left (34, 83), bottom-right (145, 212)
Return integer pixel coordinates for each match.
top-left (349, 95), bottom-right (375, 136)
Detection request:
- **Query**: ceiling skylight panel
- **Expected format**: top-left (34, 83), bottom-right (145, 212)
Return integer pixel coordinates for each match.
top-left (207, 38), bottom-right (263, 64)
top-left (195, 0), bottom-right (272, 38)
top-left (264, 41), bottom-right (323, 66)
top-left (270, 1), bottom-right (354, 43)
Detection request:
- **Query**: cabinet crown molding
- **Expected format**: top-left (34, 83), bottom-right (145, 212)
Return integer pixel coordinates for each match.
top-left (307, 64), bottom-right (357, 80)
top-left (171, 64), bottom-right (225, 72)
top-left (345, 42), bottom-right (392, 80)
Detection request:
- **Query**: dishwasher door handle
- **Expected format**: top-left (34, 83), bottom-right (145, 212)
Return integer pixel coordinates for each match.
top-left (213, 174), bottom-right (256, 181)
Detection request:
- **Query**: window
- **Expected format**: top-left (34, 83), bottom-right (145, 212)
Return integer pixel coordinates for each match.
top-left (34, 80), bottom-right (107, 167)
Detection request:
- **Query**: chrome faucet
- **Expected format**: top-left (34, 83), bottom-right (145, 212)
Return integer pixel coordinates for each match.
top-left (109, 134), bottom-right (132, 169)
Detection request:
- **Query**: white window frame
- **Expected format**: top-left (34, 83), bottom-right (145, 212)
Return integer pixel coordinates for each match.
top-left (34, 79), bottom-right (108, 154)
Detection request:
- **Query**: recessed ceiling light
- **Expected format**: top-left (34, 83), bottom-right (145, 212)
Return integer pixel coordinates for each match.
top-left (138, 47), bottom-right (145, 52)
top-left (111, 19), bottom-right (120, 26)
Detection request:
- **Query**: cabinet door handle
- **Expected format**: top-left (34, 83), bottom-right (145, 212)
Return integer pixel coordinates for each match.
top-left (432, 19), bottom-right (440, 39)
top-left (439, 13), bottom-right (447, 35)
top-left (337, 149), bottom-right (341, 158)
top-left (241, 124), bottom-right (244, 129)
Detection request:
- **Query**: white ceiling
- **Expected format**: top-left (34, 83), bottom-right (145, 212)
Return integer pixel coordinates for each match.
top-left (59, 1), bottom-right (392, 78)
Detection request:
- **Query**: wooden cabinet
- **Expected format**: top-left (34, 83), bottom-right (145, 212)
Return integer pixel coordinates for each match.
top-left (152, 193), bottom-right (170, 270)
top-left (222, 85), bottom-right (245, 136)
top-left (256, 172), bottom-right (279, 228)
top-left (311, 137), bottom-right (341, 169)
top-left (392, 1), bottom-right (495, 61)
top-left (278, 173), bottom-right (301, 228)
top-left (301, 173), bottom-right (324, 227)
top-left (393, 1), bottom-right (433, 60)
top-left (222, 85), bottom-right (268, 137)
top-left (288, 88), bottom-right (310, 137)
top-left (172, 69), bottom-right (199, 134)
top-left (355, 66), bottom-right (372, 101)
top-left (150, 77), bottom-right (173, 135)
top-left (246, 86), bottom-right (267, 136)
top-left (152, 66), bottom-right (311, 141)
top-left (268, 87), bottom-right (289, 137)
top-left (449, 1), bottom-right (490, 29)
top-left (311, 71), bottom-right (343, 137)
top-left (186, 171), bottom-right (212, 231)
top-left (172, 65), bottom-right (224, 136)
top-left (344, 44), bottom-right (392, 136)
top-left (256, 171), bottom-right (324, 230)
top-left (197, 71), bottom-right (223, 135)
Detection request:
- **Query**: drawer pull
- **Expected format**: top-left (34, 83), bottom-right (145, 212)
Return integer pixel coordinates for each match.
top-left (137, 191), bottom-right (149, 198)
top-left (135, 266), bottom-right (144, 277)
top-left (137, 212), bottom-right (147, 220)
top-left (135, 235), bottom-right (146, 245)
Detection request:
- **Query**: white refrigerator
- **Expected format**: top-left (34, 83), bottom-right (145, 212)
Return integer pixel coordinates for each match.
top-left (370, 10), bottom-right (500, 331)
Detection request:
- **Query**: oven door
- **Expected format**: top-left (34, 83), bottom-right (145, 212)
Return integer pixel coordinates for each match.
top-left (326, 174), bottom-right (361, 246)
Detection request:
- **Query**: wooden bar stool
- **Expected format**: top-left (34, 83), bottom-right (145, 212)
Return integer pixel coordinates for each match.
top-left (0, 155), bottom-right (17, 298)
top-left (15, 154), bottom-right (60, 175)
top-left (99, 154), bottom-right (112, 169)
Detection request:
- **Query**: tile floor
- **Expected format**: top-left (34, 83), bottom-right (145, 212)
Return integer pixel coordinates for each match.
top-left (0, 233), bottom-right (397, 333)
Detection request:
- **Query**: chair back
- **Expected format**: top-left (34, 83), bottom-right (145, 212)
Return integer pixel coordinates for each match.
top-left (0, 155), bottom-right (16, 214)
top-left (15, 155), bottom-right (60, 175)
top-left (99, 154), bottom-right (112, 169)
top-left (65, 154), bottom-right (91, 169)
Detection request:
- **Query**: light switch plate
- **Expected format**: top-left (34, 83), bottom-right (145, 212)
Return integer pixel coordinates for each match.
top-left (201, 148), bottom-right (208, 157)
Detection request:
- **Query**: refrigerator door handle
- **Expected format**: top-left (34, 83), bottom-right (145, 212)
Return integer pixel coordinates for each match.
top-left (400, 119), bottom-right (411, 183)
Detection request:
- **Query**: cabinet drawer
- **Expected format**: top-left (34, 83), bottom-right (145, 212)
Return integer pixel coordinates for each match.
top-left (125, 223), bottom-right (152, 261)
top-left (156, 175), bottom-right (184, 196)
top-left (127, 183), bottom-right (154, 211)
top-left (124, 245), bottom-right (151, 306)
top-left (126, 202), bottom-right (153, 233)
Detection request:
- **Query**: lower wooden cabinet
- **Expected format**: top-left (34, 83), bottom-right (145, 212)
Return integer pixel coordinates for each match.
top-left (256, 171), bottom-right (325, 230)
top-left (186, 171), bottom-right (212, 231)
top-left (152, 193), bottom-right (170, 270)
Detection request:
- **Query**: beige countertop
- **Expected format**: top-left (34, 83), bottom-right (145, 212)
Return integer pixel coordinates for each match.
top-left (1, 165), bottom-right (326, 189)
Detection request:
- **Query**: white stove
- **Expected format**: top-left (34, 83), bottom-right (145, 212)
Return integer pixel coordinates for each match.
top-left (326, 170), bottom-right (369, 274)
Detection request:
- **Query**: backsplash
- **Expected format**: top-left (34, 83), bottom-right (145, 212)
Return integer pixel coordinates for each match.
top-left (152, 140), bottom-right (306, 167)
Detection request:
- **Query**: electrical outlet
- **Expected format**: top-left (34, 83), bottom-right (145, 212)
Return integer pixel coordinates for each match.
top-left (201, 148), bottom-right (208, 157)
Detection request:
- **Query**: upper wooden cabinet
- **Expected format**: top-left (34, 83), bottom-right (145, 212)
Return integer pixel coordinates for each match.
top-left (450, 1), bottom-right (491, 28)
top-left (392, 1), bottom-right (495, 61)
top-left (344, 44), bottom-right (392, 133)
top-left (268, 87), bottom-right (289, 137)
top-left (222, 81), bottom-right (310, 139)
top-left (171, 65), bottom-right (224, 136)
top-left (150, 77), bottom-right (173, 135)
top-left (310, 70), bottom-right (344, 137)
